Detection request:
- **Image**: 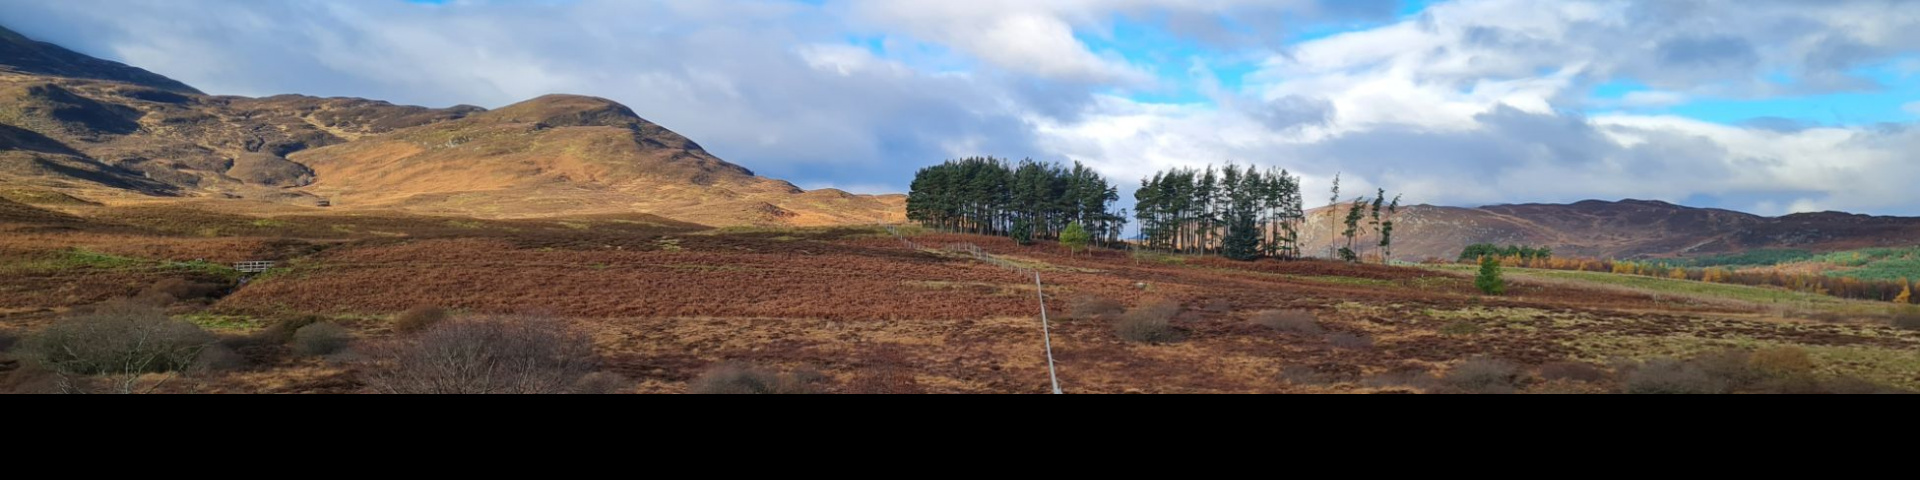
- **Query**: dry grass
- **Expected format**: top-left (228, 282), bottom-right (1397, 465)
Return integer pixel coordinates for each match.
top-left (687, 363), bottom-right (827, 395)
top-left (1439, 358), bottom-right (1523, 394)
top-left (1065, 296), bottom-right (1125, 320)
top-left (1251, 310), bottom-right (1323, 335)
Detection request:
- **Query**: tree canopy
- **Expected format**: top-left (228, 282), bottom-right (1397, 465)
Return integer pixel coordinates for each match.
top-left (907, 157), bottom-right (1126, 246)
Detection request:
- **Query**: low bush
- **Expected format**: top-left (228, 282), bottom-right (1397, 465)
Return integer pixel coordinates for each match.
top-left (688, 363), bottom-right (826, 395)
top-left (1440, 358), bottom-right (1524, 394)
top-left (19, 300), bottom-right (213, 377)
top-left (291, 323), bottom-right (352, 357)
top-left (1251, 310), bottom-right (1323, 335)
top-left (1065, 297), bottom-right (1125, 320)
top-left (189, 344), bottom-right (248, 374)
top-left (1362, 368), bottom-right (1439, 391)
top-left (1114, 300), bottom-right (1182, 344)
top-left (1624, 358), bottom-right (1724, 394)
top-left (394, 306), bottom-right (450, 334)
top-left (1893, 310), bottom-right (1920, 331)
top-left (1278, 365), bottom-right (1349, 386)
top-left (139, 278), bottom-right (224, 303)
top-left (1538, 361), bottom-right (1609, 383)
top-left (569, 372), bottom-right (634, 395)
top-left (258, 315), bottom-right (325, 344)
top-left (364, 316), bottom-right (600, 395)
top-left (0, 329), bottom-right (17, 353)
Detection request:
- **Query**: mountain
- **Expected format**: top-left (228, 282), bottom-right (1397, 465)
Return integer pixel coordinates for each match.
top-left (0, 26), bottom-right (902, 227)
top-left (0, 26), bottom-right (198, 94)
top-left (1300, 199), bottom-right (1920, 261)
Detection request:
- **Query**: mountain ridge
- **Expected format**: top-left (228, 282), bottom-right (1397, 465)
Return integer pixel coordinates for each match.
top-left (1301, 198), bottom-right (1920, 261)
top-left (0, 25), bottom-right (902, 227)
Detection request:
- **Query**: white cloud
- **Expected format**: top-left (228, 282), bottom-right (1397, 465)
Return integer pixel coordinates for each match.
top-left (1905, 101), bottom-right (1920, 117)
top-left (1, 0), bottom-right (1918, 216)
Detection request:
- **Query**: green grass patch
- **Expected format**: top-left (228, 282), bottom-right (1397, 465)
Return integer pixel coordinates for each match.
top-left (1, 248), bottom-right (143, 273)
top-left (179, 314), bottom-right (260, 332)
top-left (1427, 264), bottom-right (1850, 307)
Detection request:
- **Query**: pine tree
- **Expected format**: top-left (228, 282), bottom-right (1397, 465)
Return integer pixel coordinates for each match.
top-left (1012, 217), bottom-right (1034, 246)
top-left (1340, 198), bottom-right (1365, 263)
top-left (1476, 255), bottom-right (1506, 295)
top-left (1327, 173), bottom-right (1341, 259)
top-left (1060, 223), bottom-right (1091, 256)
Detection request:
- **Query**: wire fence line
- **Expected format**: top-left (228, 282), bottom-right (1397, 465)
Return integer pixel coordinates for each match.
top-left (887, 226), bottom-right (1064, 394)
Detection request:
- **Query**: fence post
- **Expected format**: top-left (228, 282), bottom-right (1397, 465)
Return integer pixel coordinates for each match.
top-left (1035, 271), bottom-right (1063, 395)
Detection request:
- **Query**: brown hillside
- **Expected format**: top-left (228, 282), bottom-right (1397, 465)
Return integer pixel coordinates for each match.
top-left (0, 25), bottom-right (200, 94)
top-left (0, 27), bottom-right (902, 228)
top-left (1302, 199), bottom-right (1920, 261)
top-left (289, 94), bottom-right (904, 226)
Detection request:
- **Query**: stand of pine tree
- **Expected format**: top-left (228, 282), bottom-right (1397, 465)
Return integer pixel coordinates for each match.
top-left (906, 157), bottom-right (1127, 247)
top-left (1134, 165), bottom-right (1400, 263)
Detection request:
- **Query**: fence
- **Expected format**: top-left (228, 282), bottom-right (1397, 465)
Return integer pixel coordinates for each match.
top-left (234, 261), bottom-right (276, 274)
top-left (886, 227), bottom-right (1063, 394)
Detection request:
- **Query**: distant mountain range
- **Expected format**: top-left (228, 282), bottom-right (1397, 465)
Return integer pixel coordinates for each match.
top-left (1301, 199), bottom-right (1920, 261)
top-left (0, 25), bottom-right (901, 227)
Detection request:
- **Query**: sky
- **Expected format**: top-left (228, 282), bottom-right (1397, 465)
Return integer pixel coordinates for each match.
top-left (3, 0), bottom-right (1919, 216)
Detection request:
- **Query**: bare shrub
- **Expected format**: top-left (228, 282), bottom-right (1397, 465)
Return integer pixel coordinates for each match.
top-left (258, 315), bottom-right (325, 344)
top-left (688, 363), bottom-right (826, 395)
top-left (1251, 310), bottom-right (1323, 335)
top-left (17, 299), bottom-right (214, 394)
top-left (394, 306), bottom-right (449, 334)
top-left (1625, 358), bottom-right (1724, 395)
top-left (569, 372), bottom-right (634, 395)
top-left (1066, 296), bottom-right (1125, 320)
top-left (140, 278), bottom-right (223, 303)
top-left (1363, 368), bottom-right (1439, 391)
top-left (1328, 332), bottom-right (1374, 350)
top-left (1114, 300), bottom-right (1183, 344)
top-left (363, 316), bottom-right (600, 395)
top-left (292, 323), bottom-right (352, 357)
top-left (1693, 350), bottom-right (1766, 390)
top-left (1538, 361), bottom-right (1609, 383)
top-left (1440, 358), bottom-right (1524, 394)
top-left (189, 344), bottom-right (248, 374)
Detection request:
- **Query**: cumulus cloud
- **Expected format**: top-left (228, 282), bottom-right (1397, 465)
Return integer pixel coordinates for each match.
top-left (1, 0), bottom-right (1917, 216)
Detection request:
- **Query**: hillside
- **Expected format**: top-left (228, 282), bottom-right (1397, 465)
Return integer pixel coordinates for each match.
top-left (0, 25), bottom-right (199, 94)
top-left (1300, 199), bottom-right (1920, 261)
top-left (0, 26), bottom-right (901, 227)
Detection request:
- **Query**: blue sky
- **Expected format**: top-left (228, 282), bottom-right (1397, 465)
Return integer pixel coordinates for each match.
top-left (4, 0), bottom-right (1919, 216)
